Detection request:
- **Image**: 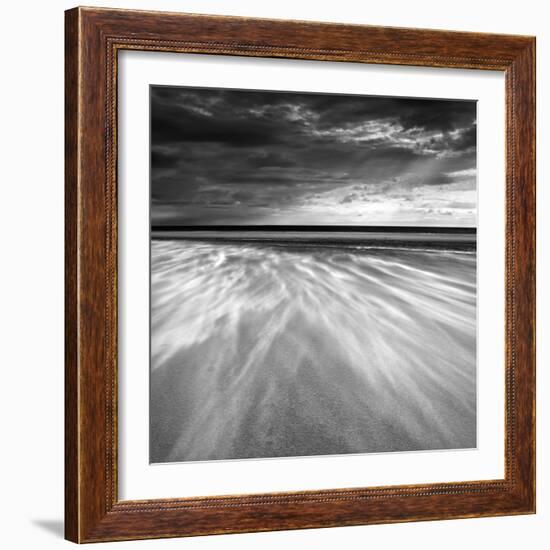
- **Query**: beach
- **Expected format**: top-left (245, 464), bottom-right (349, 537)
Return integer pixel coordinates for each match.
top-left (150, 234), bottom-right (477, 463)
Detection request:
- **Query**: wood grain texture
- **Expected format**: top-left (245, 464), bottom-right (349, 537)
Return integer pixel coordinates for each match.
top-left (64, 7), bottom-right (79, 543)
top-left (64, 6), bottom-right (536, 543)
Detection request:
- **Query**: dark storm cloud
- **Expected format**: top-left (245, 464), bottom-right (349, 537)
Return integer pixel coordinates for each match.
top-left (310, 95), bottom-right (474, 133)
top-left (152, 105), bottom-right (283, 147)
top-left (150, 86), bottom-right (476, 226)
top-left (151, 148), bottom-right (180, 170)
top-left (394, 99), bottom-right (475, 132)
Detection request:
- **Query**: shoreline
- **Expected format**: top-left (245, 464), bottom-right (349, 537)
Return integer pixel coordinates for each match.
top-left (150, 230), bottom-right (477, 251)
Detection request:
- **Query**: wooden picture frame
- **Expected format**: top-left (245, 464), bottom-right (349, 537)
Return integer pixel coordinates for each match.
top-left (65, 6), bottom-right (536, 543)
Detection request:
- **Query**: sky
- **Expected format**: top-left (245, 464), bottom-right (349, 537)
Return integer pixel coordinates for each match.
top-left (150, 86), bottom-right (476, 227)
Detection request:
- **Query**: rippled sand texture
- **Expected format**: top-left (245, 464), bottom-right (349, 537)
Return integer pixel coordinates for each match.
top-left (150, 239), bottom-right (476, 462)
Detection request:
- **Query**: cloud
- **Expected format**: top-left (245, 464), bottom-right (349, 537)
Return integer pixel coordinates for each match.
top-left (150, 86), bottom-right (476, 226)
top-left (447, 168), bottom-right (477, 178)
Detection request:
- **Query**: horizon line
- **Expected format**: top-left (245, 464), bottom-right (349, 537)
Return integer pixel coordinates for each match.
top-left (151, 225), bottom-right (476, 233)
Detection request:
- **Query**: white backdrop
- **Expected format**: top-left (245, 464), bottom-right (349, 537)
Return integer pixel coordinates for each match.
top-left (0, 1), bottom-right (547, 549)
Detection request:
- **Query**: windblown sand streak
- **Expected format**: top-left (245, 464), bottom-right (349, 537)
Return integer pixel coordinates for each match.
top-left (150, 238), bottom-right (476, 463)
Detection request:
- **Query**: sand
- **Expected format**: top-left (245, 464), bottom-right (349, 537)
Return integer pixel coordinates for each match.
top-left (150, 238), bottom-right (476, 463)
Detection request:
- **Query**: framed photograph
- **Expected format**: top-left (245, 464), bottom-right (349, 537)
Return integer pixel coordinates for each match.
top-left (65, 7), bottom-right (536, 543)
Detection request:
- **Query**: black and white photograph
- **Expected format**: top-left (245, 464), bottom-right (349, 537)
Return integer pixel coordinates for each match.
top-left (149, 85), bottom-right (477, 463)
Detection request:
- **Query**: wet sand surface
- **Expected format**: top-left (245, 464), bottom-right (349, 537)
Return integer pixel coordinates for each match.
top-left (150, 237), bottom-right (476, 463)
